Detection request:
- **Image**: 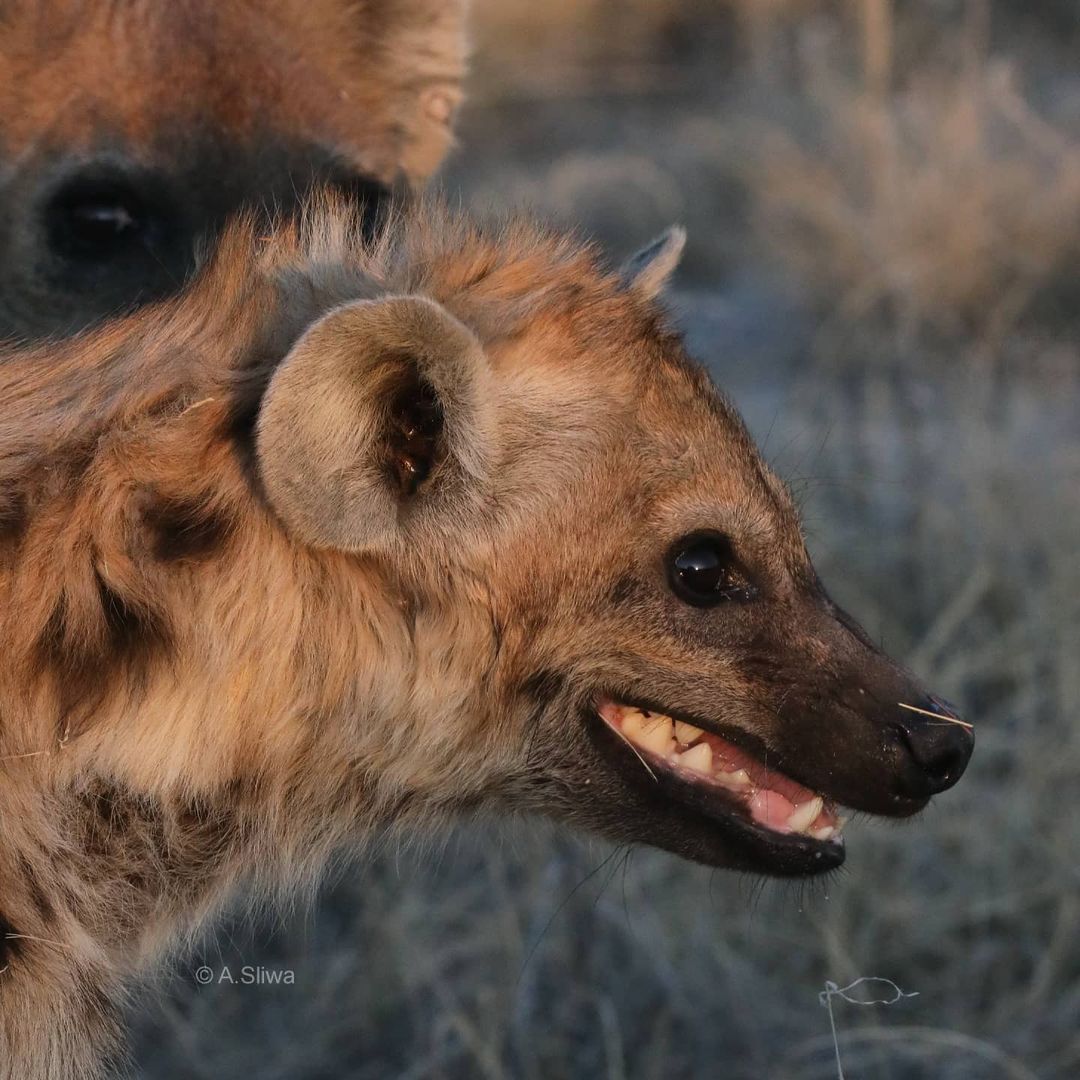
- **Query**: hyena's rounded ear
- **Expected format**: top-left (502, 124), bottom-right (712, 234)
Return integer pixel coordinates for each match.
top-left (620, 226), bottom-right (687, 299)
top-left (256, 296), bottom-right (495, 553)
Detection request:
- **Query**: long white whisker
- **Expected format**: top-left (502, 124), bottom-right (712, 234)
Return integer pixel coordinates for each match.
top-left (605, 720), bottom-right (658, 782)
top-left (897, 702), bottom-right (974, 730)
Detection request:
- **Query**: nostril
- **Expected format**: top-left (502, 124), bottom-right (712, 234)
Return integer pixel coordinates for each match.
top-left (894, 709), bottom-right (974, 795)
top-left (910, 731), bottom-right (967, 780)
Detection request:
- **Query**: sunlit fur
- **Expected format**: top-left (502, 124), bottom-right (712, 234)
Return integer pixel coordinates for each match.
top-left (0, 0), bottom-right (467, 183)
top-left (0, 195), bottom-right (832, 1078)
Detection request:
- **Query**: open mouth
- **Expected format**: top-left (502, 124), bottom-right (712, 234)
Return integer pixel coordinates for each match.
top-left (598, 698), bottom-right (846, 862)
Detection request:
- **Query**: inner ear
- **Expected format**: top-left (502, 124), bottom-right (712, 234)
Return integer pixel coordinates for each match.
top-left (386, 364), bottom-right (445, 496)
top-left (256, 294), bottom-right (494, 553)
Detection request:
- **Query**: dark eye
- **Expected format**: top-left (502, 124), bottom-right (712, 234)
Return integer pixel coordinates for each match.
top-left (44, 173), bottom-right (176, 265)
top-left (48, 181), bottom-right (154, 261)
top-left (667, 532), bottom-right (753, 607)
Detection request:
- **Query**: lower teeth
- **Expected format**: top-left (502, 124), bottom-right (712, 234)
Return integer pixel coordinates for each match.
top-left (604, 703), bottom-right (844, 841)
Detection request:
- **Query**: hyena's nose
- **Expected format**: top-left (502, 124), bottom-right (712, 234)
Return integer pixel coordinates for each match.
top-left (893, 695), bottom-right (974, 797)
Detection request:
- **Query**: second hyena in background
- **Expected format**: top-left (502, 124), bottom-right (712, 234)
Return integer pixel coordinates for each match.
top-left (0, 196), bottom-right (972, 1077)
top-left (0, 0), bottom-right (467, 340)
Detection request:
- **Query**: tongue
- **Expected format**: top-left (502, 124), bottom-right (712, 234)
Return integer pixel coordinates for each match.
top-left (698, 731), bottom-right (835, 832)
top-left (702, 733), bottom-right (811, 804)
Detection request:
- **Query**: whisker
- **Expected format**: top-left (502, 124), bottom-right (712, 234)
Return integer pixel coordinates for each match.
top-left (606, 722), bottom-right (658, 782)
top-left (5, 933), bottom-right (70, 950)
top-left (898, 702), bottom-right (974, 729)
top-left (179, 396), bottom-right (216, 417)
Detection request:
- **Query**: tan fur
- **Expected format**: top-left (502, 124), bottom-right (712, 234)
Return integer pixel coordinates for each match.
top-left (0, 0), bottom-right (467, 185)
top-left (0, 196), bottom-right (824, 1078)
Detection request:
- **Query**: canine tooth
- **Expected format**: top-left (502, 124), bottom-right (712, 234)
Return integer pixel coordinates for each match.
top-left (718, 769), bottom-right (751, 790)
top-left (621, 710), bottom-right (646, 740)
top-left (810, 826), bottom-right (836, 841)
top-left (674, 720), bottom-right (703, 744)
top-left (786, 796), bottom-right (824, 834)
top-left (678, 742), bottom-right (712, 774)
top-left (636, 719), bottom-right (675, 756)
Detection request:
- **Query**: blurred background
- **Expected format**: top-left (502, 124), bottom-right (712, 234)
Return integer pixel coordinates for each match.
top-left (135, 2), bottom-right (1080, 1077)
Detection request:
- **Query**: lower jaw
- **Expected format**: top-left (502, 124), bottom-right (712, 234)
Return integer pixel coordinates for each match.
top-left (588, 700), bottom-right (849, 875)
top-left (638, 752), bottom-right (848, 875)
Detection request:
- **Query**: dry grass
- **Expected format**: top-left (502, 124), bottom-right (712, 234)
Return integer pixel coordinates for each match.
top-left (751, 6), bottom-right (1080, 343)
top-left (457, 0), bottom-right (1080, 358)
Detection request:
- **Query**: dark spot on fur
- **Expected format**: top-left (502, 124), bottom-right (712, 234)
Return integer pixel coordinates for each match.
top-left (142, 494), bottom-right (229, 561)
top-left (81, 781), bottom-right (146, 859)
top-left (170, 795), bottom-right (239, 878)
top-left (62, 438), bottom-right (98, 480)
top-left (0, 488), bottom-right (27, 545)
top-left (18, 855), bottom-right (56, 924)
top-left (77, 780), bottom-right (239, 927)
top-left (79, 783), bottom-right (163, 906)
top-left (89, 781), bottom-right (129, 827)
top-left (608, 573), bottom-right (641, 607)
top-left (522, 670), bottom-right (566, 707)
top-left (96, 570), bottom-right (171, 664)
top-left (0, 912), bottom-right (21, 966)
top-left (0, 496), bottom-right (26, 548)
top-left (36, 574), bottom-right (172, 738)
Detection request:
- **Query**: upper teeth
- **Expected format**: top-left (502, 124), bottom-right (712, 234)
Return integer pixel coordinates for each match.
top-left (603, 703), bottom-right (845, 842)
top-left (674, 720), bottom-right (704, 744)
top-left (621, 709), bottom-right (675, 756)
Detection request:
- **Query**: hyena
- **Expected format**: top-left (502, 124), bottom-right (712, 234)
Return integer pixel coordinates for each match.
top-left (0, 0), bottom-right (466, 340)
top-left (0, 197), bottom-right (973, 1078)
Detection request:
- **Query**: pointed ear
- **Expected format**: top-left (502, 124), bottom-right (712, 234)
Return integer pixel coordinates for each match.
top-left (620, 226), bottom-right (686, 299)
top-left (256, 296), bottom-right (494, 553)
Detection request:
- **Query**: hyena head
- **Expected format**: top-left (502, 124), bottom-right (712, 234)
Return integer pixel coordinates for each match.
top-left (0, 0), bottom-right (465, 339)
top-left (253, 218), bottom-right (973, 878)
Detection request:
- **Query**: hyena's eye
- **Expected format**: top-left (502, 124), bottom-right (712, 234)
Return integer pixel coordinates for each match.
top-left (45, 171), bottom-right (176, 266)
top-left (667, 532), bottom-right (754, 607)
